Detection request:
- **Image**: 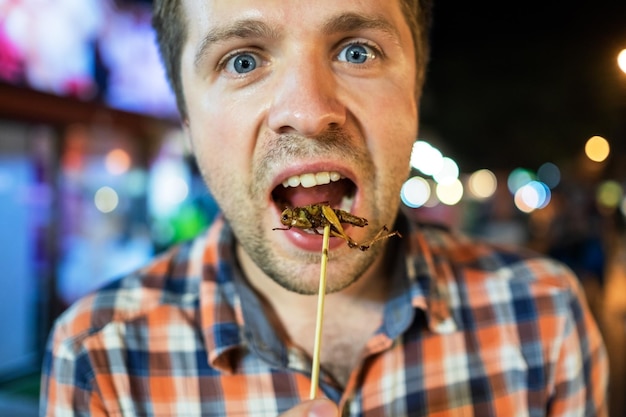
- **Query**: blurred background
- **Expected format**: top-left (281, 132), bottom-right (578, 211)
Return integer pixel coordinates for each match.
top-left (0, 0), bottom-right (624, 415)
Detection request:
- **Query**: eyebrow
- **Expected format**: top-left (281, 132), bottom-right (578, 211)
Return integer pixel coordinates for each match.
top-left (321, 12), bottom-right (400, 39)
top-left (194, 19), bottom-right (281, 69)
top-left (193, 12), bottom-right (400, 70)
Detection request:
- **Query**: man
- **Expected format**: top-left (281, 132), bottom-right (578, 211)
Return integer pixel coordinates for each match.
top-left (41, 0), bottom-right (609, 416)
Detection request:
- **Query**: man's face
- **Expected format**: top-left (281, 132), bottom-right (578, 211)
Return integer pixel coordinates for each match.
top-left (180, 0), bottom-right (419, 294)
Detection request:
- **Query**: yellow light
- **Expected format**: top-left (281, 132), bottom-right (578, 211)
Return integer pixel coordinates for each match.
top-left (436, 179), bottom-right (463, 206)
top-left (94, 186), bottom-right (119, 213)
top-left (618, 49), bottom-right (626, 75)
top-left (468, 169), bottom-right (497, 199)
top-left (584, 136), bottom-right (610, 162)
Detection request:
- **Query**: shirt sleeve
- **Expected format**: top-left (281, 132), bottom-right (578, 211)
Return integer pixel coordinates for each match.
top-left (40, 310), bottom-right (108, 416)
top-left (548, 272), bottom-right (609, 417)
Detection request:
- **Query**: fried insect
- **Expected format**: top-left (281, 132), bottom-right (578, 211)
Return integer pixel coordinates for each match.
top-left (273, 202), bottom-right (401, 251)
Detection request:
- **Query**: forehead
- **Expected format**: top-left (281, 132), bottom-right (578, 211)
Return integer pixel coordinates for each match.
top-left (181, 0), bottom-right (411, 41)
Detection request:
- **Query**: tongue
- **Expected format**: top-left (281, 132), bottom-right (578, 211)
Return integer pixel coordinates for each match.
top-left (279, 180), bottom-right (352, 208)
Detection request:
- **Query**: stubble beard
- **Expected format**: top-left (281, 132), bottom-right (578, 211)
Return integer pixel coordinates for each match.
top-left (242, 231), bottom-right (384, 295)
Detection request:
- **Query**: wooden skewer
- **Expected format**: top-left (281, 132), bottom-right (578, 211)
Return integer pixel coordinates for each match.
top-left (309, 223), bottom-right (331, 399)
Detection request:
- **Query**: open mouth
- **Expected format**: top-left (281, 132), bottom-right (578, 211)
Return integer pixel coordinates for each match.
top-left (271, 170), bottom-right (357, 213)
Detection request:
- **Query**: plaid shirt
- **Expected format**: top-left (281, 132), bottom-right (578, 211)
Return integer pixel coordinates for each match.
top-left (41, 213), bottom-right (608, 416)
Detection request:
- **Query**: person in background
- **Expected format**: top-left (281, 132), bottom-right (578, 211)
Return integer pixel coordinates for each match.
top-left (40, 0), bottom-right (608, 416)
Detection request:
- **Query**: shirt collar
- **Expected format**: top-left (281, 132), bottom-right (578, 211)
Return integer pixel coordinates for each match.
top-left (198, 216), bottom-right (244, 373)
top-left (198, 216), bottom-right (297, 373)
top-left (397, 213), bottom-right (457, 335)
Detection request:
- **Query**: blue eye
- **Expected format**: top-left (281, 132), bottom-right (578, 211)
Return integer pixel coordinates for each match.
top-left (338, 44), bottom-right (375, 64)
top-left (225, 53), bottom-right (258, 74)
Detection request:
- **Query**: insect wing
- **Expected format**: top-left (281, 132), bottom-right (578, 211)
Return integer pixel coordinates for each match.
top-left (321, 205), bottom-right (346, 235)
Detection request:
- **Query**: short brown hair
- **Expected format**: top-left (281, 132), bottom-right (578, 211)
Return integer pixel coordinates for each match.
top-left (152, 0), bottom-right (433, 119)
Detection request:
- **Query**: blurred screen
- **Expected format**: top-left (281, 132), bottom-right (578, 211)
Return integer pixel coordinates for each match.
top-left (0, 0), bottom-right (177, 118)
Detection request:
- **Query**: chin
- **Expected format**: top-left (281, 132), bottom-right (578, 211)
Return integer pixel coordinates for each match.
top-left (254, 249), bottom-right (358, 294)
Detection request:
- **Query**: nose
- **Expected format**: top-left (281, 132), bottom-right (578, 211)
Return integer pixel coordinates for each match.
top-left (267, 60), bottom-right (346, 137)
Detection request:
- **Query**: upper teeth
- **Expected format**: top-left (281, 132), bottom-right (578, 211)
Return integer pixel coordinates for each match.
top-left (282, 171), bottom-right (343, 188)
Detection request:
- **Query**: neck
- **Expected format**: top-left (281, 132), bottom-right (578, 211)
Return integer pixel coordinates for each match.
top-left (236, 243), bottom-right (392, 386)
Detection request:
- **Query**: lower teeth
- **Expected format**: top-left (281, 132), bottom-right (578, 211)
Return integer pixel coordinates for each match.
top-left (339, 194), bottom-right (355, 212)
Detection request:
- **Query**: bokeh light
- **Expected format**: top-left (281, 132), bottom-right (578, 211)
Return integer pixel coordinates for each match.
top-left (514, 181), bottom-right (551, 213)
top-left (596, 180), bottom-right (623, 210)
top-left (584, 136), bottom-right (610, 162)
top-left (436, 179), bottom-right (463, 205)
top-left (507, 168), bottom-right (535, 194)
top-left (514, 192), bottom-right (534, 213)
top-left (104, 148), bottom-right (131, 175)
top-left (537, 162), bottom-right (561, 189)
top-left (162, 176), bottom-right (189, 205)
top-left (94, 186), bottom-right (119, 213)
top-left (401, 176), bottom-right (431, 208)
top-left (433, 157), bottom-right (460, 185)
top-left (618, 49), bottom-right (626, 74)
top-left (149, 160), bottom-right (190, 217)
top-left (410, 140), bottom-right (443, 176)
top-left (468, 169), bottom-right (497, 199)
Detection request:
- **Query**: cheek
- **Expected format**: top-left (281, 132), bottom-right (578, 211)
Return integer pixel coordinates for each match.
top-left (188, 83), bottom-right (265, 152)
top-left (363, 72), bottom-right (418, 134)
top-left (368, 93), bottom-right (418, 169)
top-left (185, 111), bottom-right (237, 199)
top-left (185, 94), bottom-right (252, 175)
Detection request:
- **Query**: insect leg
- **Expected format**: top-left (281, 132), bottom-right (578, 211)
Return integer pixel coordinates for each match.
top-left (328, 228), bottom-right (359, 248)
top-left (357, 226), bottom-right (402, 251)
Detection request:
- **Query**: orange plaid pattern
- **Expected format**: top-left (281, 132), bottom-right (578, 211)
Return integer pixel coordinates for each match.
top-left (41, 214), bottom-right (608, 416)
